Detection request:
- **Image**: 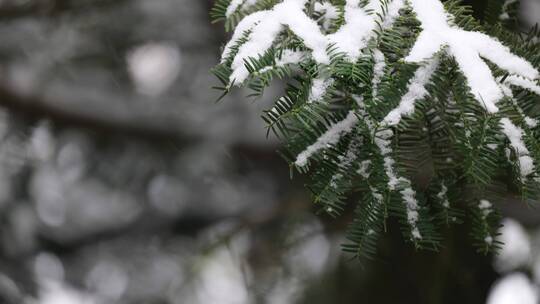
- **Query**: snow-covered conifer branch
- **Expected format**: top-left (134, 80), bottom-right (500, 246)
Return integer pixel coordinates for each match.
top-left (357, 97), bottom-right (425, 242)
top-left (406, 0), bottom-right (539, 113)
top-left (224, 0), bottom-right (405, 85)
top-left (212, 0), bottom-right (540, 259)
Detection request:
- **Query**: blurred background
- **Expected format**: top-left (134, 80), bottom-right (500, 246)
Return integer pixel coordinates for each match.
top-left (0, 0), bottom-right (537, 303)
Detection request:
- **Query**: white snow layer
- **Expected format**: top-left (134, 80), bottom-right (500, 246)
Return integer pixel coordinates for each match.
top-left (374, 128), bottom-right (421, 239)
top-left (357, 160), bottom-right (372, 178)
top-left (479, 199), bottom-right (493, 218)
top-left (437, 183), bottom-right (450, 208)
top-left (229, 0), bottom-right (329, 84)
top-left (355, 96), bottom-right (422, 240)
top-left (504, 75), bottom-right (540, 96)
top-left (276, 50), bottom-right (306, 67)
top-left (259, 49), bottom-right (307, 73)
top-left (225, 0), bottom-right (405, 84)
top-left (308, 77), bottom-right (334, 103)
top-left (314, 2), bottom-right (339, 19)
top-left (295, 111), bottom-right (358, 167)
top-left (314, 2), bottom-right (340, 30)
top-left (326, 0), bottom-right (404, 60)
top-left (224, 0), bottom-right (540, 115)
top-left (384, 59), bottom-right (439, 125)
top-left (406, 0), bottom-right (539, 113)
top-left (329, 137), bottom-right (361, 189)
top-left (226, 0), bottom-right (258, 17)
top-left (221, 11), bottom-right (269, 63)
top-left (371, 49), bottom-right (386, 98)
top-left (500, 118), bottom-right (535, 177)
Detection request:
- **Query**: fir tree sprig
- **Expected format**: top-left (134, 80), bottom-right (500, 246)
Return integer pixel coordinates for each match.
top-left (211, 0), bottom-right (540, 259)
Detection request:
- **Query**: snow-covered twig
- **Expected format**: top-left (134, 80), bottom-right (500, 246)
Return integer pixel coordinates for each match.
top-left (383, 59), bottom-right (439, 126)
top-left (295, 111), bottom-right (358, 167)
top-left (226, 0), bottom-right (258, 17)
top-left (374, 128), bottom-right (422, 240)
top-left (503, 75), bottom-right (540, 96)
top-left (328, 136), bottom-right (362, 191)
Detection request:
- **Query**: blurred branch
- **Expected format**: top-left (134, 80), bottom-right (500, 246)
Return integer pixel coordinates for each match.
top-left (0, 0), bottom-right (132, 19)
top-left (0, 83), bottom-right (197, 143)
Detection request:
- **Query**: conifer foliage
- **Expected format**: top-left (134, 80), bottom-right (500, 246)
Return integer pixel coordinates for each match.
top-left (211, 0), bottom-right (540, 259)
